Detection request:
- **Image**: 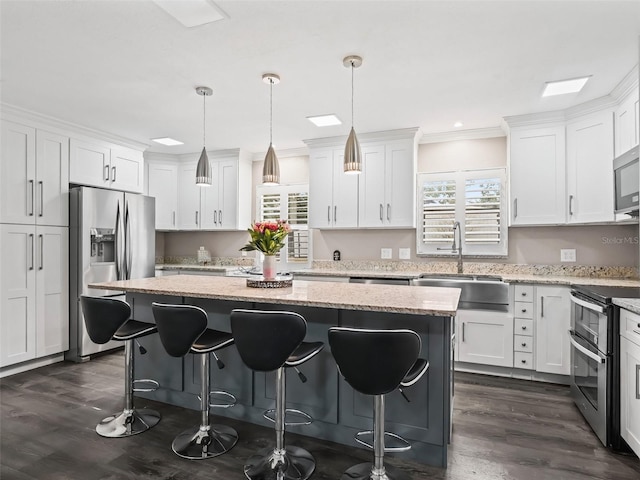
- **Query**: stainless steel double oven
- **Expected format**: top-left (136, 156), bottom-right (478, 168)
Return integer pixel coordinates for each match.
top-left (569, 284), bottom-right (640, 450)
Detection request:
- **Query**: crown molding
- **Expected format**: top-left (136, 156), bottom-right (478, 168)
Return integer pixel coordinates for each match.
top-left (144, 151), bottom-right (180, 162)
top-left (610, 64), bottom-right (639, 102)
top-left (418, 126), bottom-right (505, 144)
top-left (0, 103), bottom-right (150, 151)
top-left (303, 127), bottom-right (421, 149)
top-left (251, 146), bottom-right (309, 162)
top-left (502, 110), bottom-right (567, 129)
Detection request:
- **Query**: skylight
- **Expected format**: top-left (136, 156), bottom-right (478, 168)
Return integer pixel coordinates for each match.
top-left (307, 114), bottom-right (342, 127)
top-left (151, 137), bottom-right (184, 146)
top-left (542, 76), bottom-right (591, 97)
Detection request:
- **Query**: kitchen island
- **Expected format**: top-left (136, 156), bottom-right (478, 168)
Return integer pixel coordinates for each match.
top-left (89, 275), bottom-right (460, 467)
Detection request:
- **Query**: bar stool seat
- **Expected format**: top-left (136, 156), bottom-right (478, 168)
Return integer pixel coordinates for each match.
top-left (80, 296), bottom-right (161, 438)
top-left (152, 302), bottom-right (238, 460)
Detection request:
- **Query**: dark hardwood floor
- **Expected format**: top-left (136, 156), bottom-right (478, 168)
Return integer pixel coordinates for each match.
top-left (1, 352), bottom-right (639, 480)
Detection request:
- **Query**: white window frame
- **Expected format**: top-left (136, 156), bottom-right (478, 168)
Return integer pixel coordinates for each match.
top-left (255, 183), bottom-right (311, 271)
top-left (416, 168), bottom-right (507, 257)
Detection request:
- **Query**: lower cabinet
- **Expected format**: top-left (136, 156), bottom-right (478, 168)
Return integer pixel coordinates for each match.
top-left (456, 309), bottom-right (514, 368)
top-left (535, 285), bottom-right (571, 375)
top-left (620, 308), bottom-right (640, 457)
top-left (0, 224), bottom-right (68, 367)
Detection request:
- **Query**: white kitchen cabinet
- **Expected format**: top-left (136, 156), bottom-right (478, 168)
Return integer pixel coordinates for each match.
top-left (176, 150), bottom-right (251, 231)
top-left (0, 224), bottom-right (68, 367)
top-left (308, 147), bottom-right (359, 228)
top-left (509, 125), bottom-right (566, 225)
top-left (620, 308), bottom-right (640, 457)
top-left (615, 88), bottom-right (639, 157)
top-left (70, 138), bottom-right (143, 193)
top-left (566, 111), bottom-right (615, 224)
top-left (147, 162), bottom-right (178, 230)
top-left (456, 309), bottom-right (514, 367)
top-left (1, 120), bottom-right (69, 226)
top-left (514, 284), bottom-right (535, 370)
top-left (535, 285), bottom-right (571, 375)
top-left (358, 140), bottom-right (416, 228)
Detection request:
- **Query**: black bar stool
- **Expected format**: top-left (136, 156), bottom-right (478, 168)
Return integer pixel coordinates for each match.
top-left (80, 296), bottom-right (161, 438)
top-left (152, 302), bottom-right (238, 460)
top-left (230, 308), bottom-right (320, 480)
top-left (328, 327), bottom-right (428, 480)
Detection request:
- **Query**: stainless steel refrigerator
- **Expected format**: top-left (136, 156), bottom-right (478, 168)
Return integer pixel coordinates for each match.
top-left (66, 186), bottom-right (155, 362)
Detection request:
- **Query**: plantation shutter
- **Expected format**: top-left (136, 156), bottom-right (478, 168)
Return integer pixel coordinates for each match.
top-left (421, 179), bottom-right (457, 245)
top-left (464, 177), bottom-right (502, 244)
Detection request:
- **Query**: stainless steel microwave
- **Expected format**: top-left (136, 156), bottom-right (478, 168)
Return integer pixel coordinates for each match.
top-left (614, 145), bottom-right (639, 216)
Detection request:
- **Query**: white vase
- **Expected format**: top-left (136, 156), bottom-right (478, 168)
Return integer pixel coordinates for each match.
top-left (262, 255), bottom-right (277, 280)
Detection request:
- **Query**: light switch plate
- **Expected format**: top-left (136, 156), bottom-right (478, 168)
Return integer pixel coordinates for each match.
top-left (560, 248), bottom-right (576, 262)
top-left (381, 248), bottom-right (392, 259)
top-left (399, 248), bottom-right (411, 260)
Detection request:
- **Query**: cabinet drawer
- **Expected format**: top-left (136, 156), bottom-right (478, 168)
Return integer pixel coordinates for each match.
top-left (620, 308), bottom-right (640, 346)
top-left (514, 334), bottom-right (533, 353)
top-left (514, 352), bottom-right (534, 369)
top-left (515, 301), bottom-right (534, 319)
top-left (514, 285), bottom-right (534, 302)
top-left (515, 318), bottom-right (534, 336)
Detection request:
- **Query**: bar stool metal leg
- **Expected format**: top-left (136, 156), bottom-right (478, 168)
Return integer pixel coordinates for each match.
top-left (96, 339), bottom-right (161, 438)
top-left (244, 366), bottom-right (315, 480)
top-left (341, 395), bottom-right (410, 480)
top-left (172, 352), bottom-right (238, 459)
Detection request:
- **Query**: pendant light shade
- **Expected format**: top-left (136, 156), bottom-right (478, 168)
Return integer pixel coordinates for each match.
top-left (262, 73), bottom-right (280, 185)
top-left (343, 55), bottom-right (363, 174)
top-left (195, 86), bottom-right (213, 186)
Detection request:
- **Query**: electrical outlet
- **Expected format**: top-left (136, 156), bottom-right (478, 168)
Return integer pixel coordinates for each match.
top-left (381, 248), bottom-right (392, 259)
top-left (399, 248), bottom-right (411, 260)
top-left (560, 248), bottom-right (576, 262)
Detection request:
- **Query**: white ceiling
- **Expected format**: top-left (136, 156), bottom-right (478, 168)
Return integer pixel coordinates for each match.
top-left (1, 0), bottom-right (639, 157)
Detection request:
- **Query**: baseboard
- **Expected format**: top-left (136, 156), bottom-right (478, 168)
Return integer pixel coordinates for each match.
top-left (455, 362), bottom-right (570, 385)
top-left (0, 354), bottom-right (65, 378)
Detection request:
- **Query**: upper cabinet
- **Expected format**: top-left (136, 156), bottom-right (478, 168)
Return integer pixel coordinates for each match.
top-left (69, 138), bottom-right (144, 193)
top-left (614, 86), bottom-right (639, 157)
top-left (509, 124), bottom-right (566, 225)
top-left (1, 120), bottom-right (69, 227)
top-left (306, 128), bottom-right (419, 229)
top-left (566, 111), bottom-right (614, 224)
top-left (147, 160), bottom-right (178, 230)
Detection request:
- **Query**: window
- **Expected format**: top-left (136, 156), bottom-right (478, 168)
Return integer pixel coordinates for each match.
top-left (417, 168), bottom-right (507, 256)
top-left (256, 184), bottom-right (310, 270)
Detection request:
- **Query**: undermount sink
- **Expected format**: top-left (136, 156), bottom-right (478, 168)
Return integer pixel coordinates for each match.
top-left (411, 274), bottom-right (509, 311)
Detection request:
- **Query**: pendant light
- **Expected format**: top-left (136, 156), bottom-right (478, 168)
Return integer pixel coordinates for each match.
top-left (195, 86), bottom-right (212, 186)
top-left (343, 55), bottom-right (363, 174)
top-left (262, 73), bottom-right (281, 185)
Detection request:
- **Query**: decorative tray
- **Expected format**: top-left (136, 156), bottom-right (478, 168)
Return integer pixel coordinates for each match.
top-left (246, 278), bottom-right (293, 289)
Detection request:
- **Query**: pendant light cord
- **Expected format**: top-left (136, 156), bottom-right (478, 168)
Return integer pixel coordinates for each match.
top-left (269, 78), bottom-right (273, 145)
top-left (202, 91), bottom-right (206, 147)
top-left (351, 61), bottom-right (355, 128)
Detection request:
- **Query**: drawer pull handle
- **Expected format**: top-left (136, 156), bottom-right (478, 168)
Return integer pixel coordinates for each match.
top-left (521, 292), bottom-right (527, 297)
top-left (521, 325), bottom-right (527, 330)
top-left (522, 308), bottom-right (527, 313)
top-left (521, 342), bottom-right (527, 347)
top-left (521, 359), bottom-right (527, 364)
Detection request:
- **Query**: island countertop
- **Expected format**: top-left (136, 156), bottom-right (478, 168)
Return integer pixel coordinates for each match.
top-left (90, 275), bottom-right (460, 316)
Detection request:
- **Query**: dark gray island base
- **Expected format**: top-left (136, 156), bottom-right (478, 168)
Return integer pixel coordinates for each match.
top-left (127, 292), bottom-right (454, 467)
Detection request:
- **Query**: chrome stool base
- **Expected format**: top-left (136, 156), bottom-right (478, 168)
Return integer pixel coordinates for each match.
top-left (340, 462), bottom-right (411, 480)
top-left (244, 445), bottom-right (315, 480)
top-left (172, 424), bottom-right (239, 460)
top-left (96, 408), bottom-right (161, 438)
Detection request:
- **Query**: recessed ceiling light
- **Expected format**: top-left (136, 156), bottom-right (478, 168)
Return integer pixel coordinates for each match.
top-left (453, 121), bottom-right (464, 128)
top-left (153, 0), bottom-right (226, 28)
top-left (542, 76), bottom-right (591, 97)
top-left (307, 114), bottom-right (342, 127)
top-left (152, 137), bottom-right (184, 146)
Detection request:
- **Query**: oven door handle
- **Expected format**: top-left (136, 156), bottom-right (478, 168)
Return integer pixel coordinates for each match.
top-left (569, 330), bottom-right (606, 364)
top-left (570, 293), bottom-right (605, 314)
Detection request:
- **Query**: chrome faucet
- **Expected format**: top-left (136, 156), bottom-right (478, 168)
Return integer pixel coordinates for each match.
top-left (438, 221), bottom-right (463, 273)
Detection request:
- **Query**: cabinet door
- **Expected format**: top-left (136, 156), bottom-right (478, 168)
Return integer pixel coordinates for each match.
top-left (177, 163), bottom-right (201, 229)
top-left (148, 163), bottom-right (178, 230)
top-left (332, 148), bottom-right (359, 228)
top-left (110, 147), bottom-right (144, 193)
top-left (69, 139), bottom-right (110, 188)
top-left (566, 112), bottom-right (614, 224)
top-left (615, 91), bottom-right (640, 156)
top-left (200, 161), bottom-right (219, 230)
top-left (385, 140), bottom-right (415, 227)
top-left (358, 144), bottom-right (386, 227)
top-left (0, 225), bottom-right (37, 367)
top-left (510, 126), bottom-right (566, 225)
top-left (535, 285), bottom-right (571, 375)
top-left (620, 336), bottom-right (640, 457)
top-left (35, 226), bottom-right (69, 357)
top-left (1, 120), bottom-right (36, 224)
top-left (457, 310), bottom-right (513, 367)
top-left (217, 159), bottom-right (239, 229)
top-left (308, 149), bottom-right (335, 228)
top-left (36, 130), bottom-right (69, 226)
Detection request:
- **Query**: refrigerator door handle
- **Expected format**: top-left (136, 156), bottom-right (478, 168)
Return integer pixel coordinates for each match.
top-left (115, 201), bottom-right (123, 280)
top-left (124, 201), bottom-right (132, 280)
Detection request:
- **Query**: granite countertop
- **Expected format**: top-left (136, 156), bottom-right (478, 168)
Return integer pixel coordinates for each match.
top-left (156, 264), bottom-right (238, 273)
top-left (613, 298), bottom-right (640, 315)
top-left (89, 275), bottom-right (461, 316)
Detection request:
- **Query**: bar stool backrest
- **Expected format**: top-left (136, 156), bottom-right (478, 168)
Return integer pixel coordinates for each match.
top-left (152, 303), bottom-right (208, 357)
top-left (230, 309), bottom-right (306, 372)
top-left (328, 327), bottom-right (421, 396)
top-left (80, 296), bottom-right (131, 344)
